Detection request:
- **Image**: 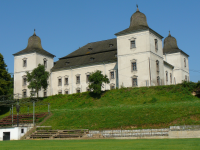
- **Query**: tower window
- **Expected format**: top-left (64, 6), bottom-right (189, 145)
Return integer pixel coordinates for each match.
top-left (44, 58), bottom-right (47, 68)
top-left (23, 60), bottom-right (27, 67)
top-left (130, 40), bottom-right (136, 48)
top-left (22, 89), bottom-right (27, 98)
top-left (44, 91), bottom-right (47, 97)
top-left (110, 71), bottom-right (114, 79)
top-left (156, 60), bottom-right (159, 72)
top-left (170, 73), bottom-right (172, 84)
top-left (184, 58), bottom-right (186, 67)
top-left (132, 78), bottom-right (138, 87)
top-left (155, 39), bottom-right (158, 51)
top-left (185, 75), bottom-right (187, 81)
top-left (157, 76), bottom-right (160, 86)
top-left (90, 57), bottom-right (94, 61)
top-left (132, 62), bottom-right (137, 71)
top-left (109, 44), bottom-right (113, 47)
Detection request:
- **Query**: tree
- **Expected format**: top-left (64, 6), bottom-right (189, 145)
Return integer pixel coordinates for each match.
top-left (0, 53), bottom-right (11, 96)
top-left (88, 70), bottom-right (110, 95)
top-left (26, 64), bottom-right (49, 98)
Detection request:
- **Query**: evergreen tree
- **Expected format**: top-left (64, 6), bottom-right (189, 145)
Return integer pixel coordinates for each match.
top-left (88, 70), bottom-right (110, 95)
top-left (26, 64), bottom-right (49, 98)
top-left (0, 53), bottom-right (11, 95)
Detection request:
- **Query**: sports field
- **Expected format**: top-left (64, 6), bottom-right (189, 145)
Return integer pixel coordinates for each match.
top-left (0, 139), bottom-right (199, 150)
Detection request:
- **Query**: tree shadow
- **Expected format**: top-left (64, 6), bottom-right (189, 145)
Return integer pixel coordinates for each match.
top-left (89, 91), bottom-right (107, 99)
top-left (0, 106), bottom-right (10, 116)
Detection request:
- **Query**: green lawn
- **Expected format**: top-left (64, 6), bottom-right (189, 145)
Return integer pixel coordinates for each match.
top-left (0, 139), bottom-right (199, 150)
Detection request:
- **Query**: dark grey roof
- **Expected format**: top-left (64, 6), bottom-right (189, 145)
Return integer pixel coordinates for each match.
top-left (52, 50), bottom-right (117, 72)
top-left (163, 32), bottom-right (189, 57)
top-left (13, 32), bottom-right (55, 58)
top-left (60, 38), bottom-right (117, 59)
top-left (52, 38), bottom-right (117, 72)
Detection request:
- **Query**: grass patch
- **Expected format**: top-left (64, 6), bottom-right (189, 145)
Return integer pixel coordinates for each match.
top-left (0, 139), bottom-right (200, 150)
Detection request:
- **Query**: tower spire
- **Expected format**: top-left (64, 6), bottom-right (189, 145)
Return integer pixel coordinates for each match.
top-left (136, 4), bottom-right (139, 11)
top-left (33, 29), bottom-right (36, 36)
top-left (168, 31), bottom-right (171, 37)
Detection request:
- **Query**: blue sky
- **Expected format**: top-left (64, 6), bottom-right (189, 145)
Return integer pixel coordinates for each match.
top-left (0, 0), bottom-right (200, 82)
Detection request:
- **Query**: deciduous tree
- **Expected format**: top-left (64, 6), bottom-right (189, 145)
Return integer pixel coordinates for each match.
top-left (26, 64), bottom-right (49, 98)
top-left (0, 53), bottom-right (11, 95)
top-left (88, 70), bottom-right (110, 95)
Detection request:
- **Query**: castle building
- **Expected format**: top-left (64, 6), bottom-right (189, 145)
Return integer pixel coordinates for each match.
top-left (13, 7), bottom-right (189, 97)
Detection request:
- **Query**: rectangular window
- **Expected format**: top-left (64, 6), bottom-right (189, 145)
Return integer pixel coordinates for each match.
top-left (166, 72), bottom-right (168, 82)
top-left (110, 72), bottom-right (114, 79)
top-left (65, 91), bottom-right (68, 94)
top-left (132, 62), bottom-right (137, 71)
top-left (156, 60), bottom-right (159, 72)
top-left (23, 90), bottom-right (27, 98)
top-left (58, 91), bottom-right (62, 94)
top-left (170, 73), bottom-right (172, 84)
top-left (23, 78), bottom-right (27, 86)
top-left (21, 129), bottom-right (24, 133)
top-left (157, 76), bottom-right (160, 86)
top-left (65, 78), bottom-right (68, 85)
top-left (132, 78), bottom-right (137, 87)
top-left (155, 39), bottom-right (158, 51)
top-left (58, 79), bottom-right (62, 86)
top-left (110, 85), bottom-right (115, 89)
top-left (44, 91), bottom-right (47, 97)
top-left (23, 60), bottom-right (27, 67)
top-left (184, 58), bottom-right (186, 67)
top-left (44, 60), bottom-right (47, 68)
top-left (86, 75), bottom-right (90, 83)
top-left (77, 89), bottom-right (80, 93)
top-left (76, 76), bottom-right (80, 84)
top-left (130, 40), bottom-right (136, 48)
top-left (185, 75), bottom-right (187, 81)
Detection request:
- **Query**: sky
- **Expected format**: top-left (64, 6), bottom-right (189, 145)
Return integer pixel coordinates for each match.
top-left (0, 0), bottom-right (200, 82)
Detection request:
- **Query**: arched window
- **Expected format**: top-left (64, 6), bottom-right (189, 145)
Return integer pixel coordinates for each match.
top-left (157, 76), bottom-right (160, 86)
top-left (43, 58), bottom-right (47, 68)
top-left (156, 60), bottom-right (159, 72)
top-left (170, 73), bottom-right (172, 84)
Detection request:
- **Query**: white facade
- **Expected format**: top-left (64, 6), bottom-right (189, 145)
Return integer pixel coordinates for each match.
top-left (0, 127), bottom-right (32, 141)
top-left (13, 8), bottom-right (190, 97)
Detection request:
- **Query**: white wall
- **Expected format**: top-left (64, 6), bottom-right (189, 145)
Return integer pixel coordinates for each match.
top-left (0, 127), bottom-right (31, 141)
top-left (14, 52), bottom-right (54, 97)
top-left (50, 62), bottom-right (117, 95)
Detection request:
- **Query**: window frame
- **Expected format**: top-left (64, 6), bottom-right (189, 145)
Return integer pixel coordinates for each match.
top-left (184, 58), bottom-right (186, 67)
top-left (130, 40), bottom-right (136, 49)
top-left (22, 89), bottom-right (27, 98)
top-left (58, 77), bottom-right (62, 86)
top-left (131, 62), bottom-right (137, 71)
top-left (155, 39), bottom-right (158, 51)
top-left (43, 58), bottom-right (47, 68)
top-left (110, 71), bottom-right (115, 79)
top-left (22, 58), bottom-right (27, 67)
top-left (156, 60), bottom-right (159, 72)
top-left (76, 75), bottom-right (80, 84)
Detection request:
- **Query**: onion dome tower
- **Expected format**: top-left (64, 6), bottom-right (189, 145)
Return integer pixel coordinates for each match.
top-left (13, 29), bottom-right (55, 57)
top-left (129, 5), bottom-right (149, 28)
top-left (163, 31), bottom-right (183, 54)
top-left (115, 5), bottom-right (150, 35)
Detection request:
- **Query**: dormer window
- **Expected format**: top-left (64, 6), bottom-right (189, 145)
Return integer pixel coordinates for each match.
top-left (90, 57), bottom-right (94, 61)
top-left (130, 40), bottom-right (136, 48)
top-left (43, 58), bottom-right (47, 68)
top-left (22, 58), bottom-right (27, 67)
top-left (66, 62), bottom-right (70, 65)
top-left (88, 48), bottom-right (93, 51)
top-left (109, 44), bottom-right (113, 47)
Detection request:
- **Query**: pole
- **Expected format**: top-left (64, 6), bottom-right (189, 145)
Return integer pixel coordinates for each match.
top-left (33, 101), bottom-right (35, 126)
top-left (17, 100), bottom-right (19, 127)
top-left (48, 103), bottom-right (50, 114)
top-left (12, 105), bottom-right (13, 126)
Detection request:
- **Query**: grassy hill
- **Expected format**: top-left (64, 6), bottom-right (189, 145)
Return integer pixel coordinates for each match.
top-left (1, 83), bottom-right (200, 130)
